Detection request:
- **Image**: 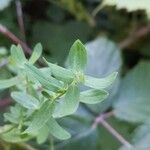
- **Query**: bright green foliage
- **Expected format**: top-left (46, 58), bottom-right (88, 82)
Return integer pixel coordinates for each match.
top-left (0, 40), bottom-right (117, 144)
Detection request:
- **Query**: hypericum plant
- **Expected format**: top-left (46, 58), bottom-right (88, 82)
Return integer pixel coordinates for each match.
top-left (0, 40), bottom-right (117, 144)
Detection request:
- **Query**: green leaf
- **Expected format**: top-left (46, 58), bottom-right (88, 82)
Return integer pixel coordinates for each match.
top-left (29, 43), bottom-right (42, 64)
top-left (84, 72), bottom-right (118, 89)
top-left (25, 64), bottom-right (63, 91)
top-left (25, 101), bottom-right (55, 134)
top-left (36, 125), bottom-right (49, 144)
top-left (11, 45), bottom-right (26, 66)
top-left (80, 89), bottom-right (108, 104)
top-left (114, 61), bottom-right (150, 123)
top-left (47, 117), bottom-right (71, 140)
top-left (53, 85), bottom-right (80, 118)
top-left (11, 92), bottom-right (40, 110)
top-left (67, 40), bottom-right (87, 72)
top-left (44, 58), bottom-right (74, 83)
top-left (1, 128), bottom-right (32, 143)
top-left (0, 76), bottom-right (19, 90)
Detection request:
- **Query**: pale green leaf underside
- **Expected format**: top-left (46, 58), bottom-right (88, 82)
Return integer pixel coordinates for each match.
top-left (0, 76), bottom-right (19, 90)
top-left (29, 43), bottom-right (42, 64)
top-left (11, 92), bottom-right (40, 110)
top-left (1, 128), bottom-right (32, 143)
top-left (25, 101), bottom-right (54, 134)
top-left (53, 85), bottom-right (80, 118)
top-left (68, 39), bottom-right (87, 71)
top-left (25, 64), bottom-right (62, 91)
top-left (114, 61), bottom-right (150, 123)
top-left (80, 89), bottom-right (108, 104)
top-left (84, 72), bottom-right (118, 89)
top-left (47, 117), bottom-right (71, 140)
top-left (44, 58), bottom-right (74, 83)
top-left (11, 45), bottom-right (27, 65)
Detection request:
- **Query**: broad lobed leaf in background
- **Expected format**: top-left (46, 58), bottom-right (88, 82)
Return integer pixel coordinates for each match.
top-left (121, 123), bottom-right (150, 150)
top-left (0, 0), bottom-right (12, 11)
top-left (114, 61), bottom-right (150, 123)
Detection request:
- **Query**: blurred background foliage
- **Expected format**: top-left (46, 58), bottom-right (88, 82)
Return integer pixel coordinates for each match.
top-left (0, 0), bottom-right (150, 150)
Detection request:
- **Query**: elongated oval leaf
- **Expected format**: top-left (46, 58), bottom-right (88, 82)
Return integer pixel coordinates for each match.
top-left (11, 92), bottom-right (40, 110)
top-left (84, 72), bottom-right (118, 89)
top-left (25, 64), bottom-right (63, 91)
top-left (29, 43), bottom-right (42, 64)
top-left (67, 40), bottom-right (87, 72)
top-left (80, 89), bottom-right (108, 104)
top-left (44, 58), bottom-right (74, 83)
top-left (24, 101), bottom-right (55, 134)
top-left (53, 85), bottom-right (80, 118)
top-left (0, 76), bottom-right (19, 90)
top-left (11, 45), bottom-right (26, 65)
top-left (47, 117), bottom-right (71, 140)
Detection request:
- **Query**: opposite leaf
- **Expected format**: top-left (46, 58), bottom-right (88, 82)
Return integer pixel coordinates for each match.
top-left (44, 58), bottom-right (74, 83)
top-left (25, 64), bottom-right (63, 91)
top-left (11, 92), bottom-right (40, 110)
top-left (29, 43), bottom-right (42, 64)
top-left (0, 76), bottom-right (19, 90)
top-left (80, 89), bottom-right (108, 104)
top-left (24, 101), bottom-right (55, 134)
top-left (67, 40), bottom-right (87, 72)
top-left (84, 72), bottom-right (118, 89)
top-left (47, 117), bottom-right (71, 140)
top-left (53, 84), bottom-right (80, 118)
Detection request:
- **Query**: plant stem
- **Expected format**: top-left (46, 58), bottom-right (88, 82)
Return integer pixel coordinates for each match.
top-left (0, 24), bottom-right (32, 54)
top-left (93, 111), bottom-right (133, 149)
top-left (0, 98), bottom-right (12, 110)
top-left (15, 0), bottom-right (26, 42)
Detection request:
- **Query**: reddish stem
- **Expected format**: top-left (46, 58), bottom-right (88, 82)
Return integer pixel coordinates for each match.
top-left (93, 111), bottom-right (133, 148)
top-left (0, 24), bottom-right (31, 54)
